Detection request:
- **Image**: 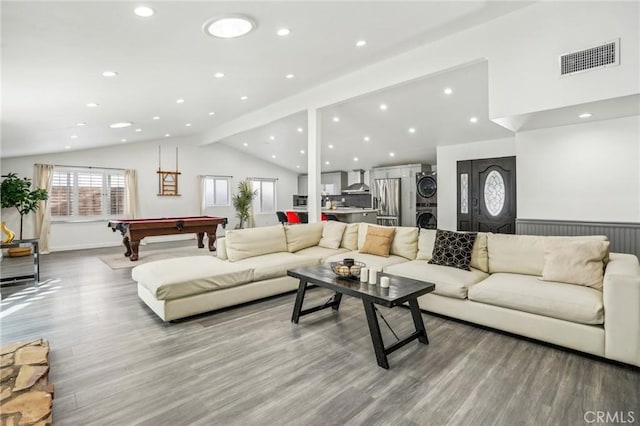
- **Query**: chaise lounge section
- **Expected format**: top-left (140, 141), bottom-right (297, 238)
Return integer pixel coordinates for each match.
top-left (132, 222), bottom-right (640, 367)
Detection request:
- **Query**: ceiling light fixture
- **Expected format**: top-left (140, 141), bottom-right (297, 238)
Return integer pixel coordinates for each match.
top-left (135, 128), bottom-right (142, 132)
top-left (164, 133), bottom-right (171, 137)
top-left (277, 28), bottom-right (290, 36)
top-left (300, 150), bottom-right (305, 154)
top-left (364, 136), bottom-right (370, 142)
top-left (109, 122), bottom-right (133, 128)
top-left (185, 123), bottom-right (192, 127)
top-left (240, 96), bottom-right (248, 100)
top-left (408, 127), bottom-right (416, 133)
top-left (296, 165), bottom-right (300, 169)
top-left (214, 72), bottom-right (225, 78)
top-left (270, 135), bottom-right (275, 140)
top-left (65, 145), bottom-right (71, 149)
top-left (243, 142), bottom-right (248, 147)
top-left (379, 104), bottom-right (388, 111)
top-left (204, 15), bottom-right (255, 38)
top-left (389, 152), bottom-right (395, 157)
top-left (354, 157), bottom-right (359, 162)
top-left (134, 6), bottom-right (155, 17)
top-left (328, 144), bottom-right (334, 149)
top-left (76, 122), bottom-right (86, 127)
top-left (332, 117), bottom-right (340, 123)
top-left (102, 71), bottom-right (118, 77)
top-left (70, 135), bottom-right (78, 139)
top-left (121, 138), bottom-right (127, 142)
top-left (297, 127), bottom-right (303, 133)
top-left (579, 113), bottom-right (593, 118)
top-left (469, 117), bottom-right (478, 123)
top-left (176, 98), bottom-right (185, 104)
top-left (86, 103), bottom-right (99, 108)
top-left (153, 116), bottom-right (160, 120)
top-left (271, 154), bottom-right (276, 159)
top-left (325, 161), bottom-right (330, 165)
top-left (286, 74), bottom-right (295, 79)
top-left (444, 87), bottom-right (453, 95)
top-left (208, 111), bottom-right (215, 116)
top-left (356, 40), bottom-right (367, 47)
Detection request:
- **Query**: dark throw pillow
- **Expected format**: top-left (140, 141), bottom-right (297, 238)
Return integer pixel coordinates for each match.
top-left (428, 230), bottom-right (477, 271)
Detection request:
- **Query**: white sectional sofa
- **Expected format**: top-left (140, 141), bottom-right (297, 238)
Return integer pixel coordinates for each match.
top-left (132, 222), bottom-right (640, 367)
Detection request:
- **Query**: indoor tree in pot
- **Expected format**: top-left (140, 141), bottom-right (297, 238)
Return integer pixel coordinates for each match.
top-left (232, 179), bottom-right (257, 229)
top-left (1, 173), bottom-right (49, 254)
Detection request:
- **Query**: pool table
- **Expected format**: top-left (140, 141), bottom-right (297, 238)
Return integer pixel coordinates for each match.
top-left (108, 216), bottom-right (228, 261)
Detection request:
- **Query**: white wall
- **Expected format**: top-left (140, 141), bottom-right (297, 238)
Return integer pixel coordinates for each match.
top-left (517, 115), bottom-right (640, 222)
top-left (0, 137), bottom-right (298, 251)
top-left (436, 138), bottom-right (516, 230)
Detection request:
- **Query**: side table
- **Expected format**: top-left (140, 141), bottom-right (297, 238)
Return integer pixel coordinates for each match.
top-left (0, 239), bottom-right (40, 287)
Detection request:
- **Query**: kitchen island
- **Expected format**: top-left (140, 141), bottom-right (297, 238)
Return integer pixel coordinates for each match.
top-left (292, 207), bottom-right (378, 224)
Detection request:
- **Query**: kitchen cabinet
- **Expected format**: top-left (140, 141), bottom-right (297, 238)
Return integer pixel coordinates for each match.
top-left (371, 164), bottom-right (428, 227)
top-left (298, 172), bottom-right (347, 195)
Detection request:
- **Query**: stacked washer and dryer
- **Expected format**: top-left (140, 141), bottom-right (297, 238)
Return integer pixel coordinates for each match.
top-left (416, 171), bottom-right (437, 229)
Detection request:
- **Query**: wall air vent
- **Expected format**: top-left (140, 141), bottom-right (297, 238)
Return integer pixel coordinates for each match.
top-left (560, 39), bottom-right (619, 76)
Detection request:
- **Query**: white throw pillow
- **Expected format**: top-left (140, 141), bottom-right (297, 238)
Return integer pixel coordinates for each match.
top-left (540, 239), bottom-right (610, 290)
top-left (318, 221), bottom-right (348, 249)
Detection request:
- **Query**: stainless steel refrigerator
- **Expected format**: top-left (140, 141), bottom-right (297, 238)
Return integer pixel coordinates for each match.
top-left (375, 178), bottom-right (401, 225)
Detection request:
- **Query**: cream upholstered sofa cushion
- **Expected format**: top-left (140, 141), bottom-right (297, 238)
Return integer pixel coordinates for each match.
top-left (487, 234), bottom-right (608, 276)
top-left (225, 225), bottom-right (288, 262)
top-left (340, 223), bottom-right (359, 251)
top-left (284, 222), bottom-right (324, 252)
top-left (294, 246), bottom-right (349, 261)
top-left (541, 239), bottom-right (610, 290)
top-left (132, 256), bottom-right (254, 300)
top-left (234, 252), bottom-right (320, 281)
top-left (384, 261), bottom-right (488, 299)
top-left (318, 221), bottom-right (348, 249)
top-left (391, 226), bottom-right (419, 260)
top-left (416, 229), bottom-right (488, 272)
top-left (468, 273), bottom-right (604, 325)
top-left (325, 251), bottom-right (408, 270)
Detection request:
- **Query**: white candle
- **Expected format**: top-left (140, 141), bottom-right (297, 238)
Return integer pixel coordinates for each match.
top-left (380, 276), bottom-right (390, 288)
top-left (360, 267), bottom-right (369, 282)
top-left (368, 268), bottom-right (378, 285)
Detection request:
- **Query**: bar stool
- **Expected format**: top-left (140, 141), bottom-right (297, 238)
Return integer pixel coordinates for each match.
top-left (276, 211), bottom-right (288, 225)
top-left (297, 212), bottom-right (309, 224)
top-left (286, 211), bottom-right (301, 224)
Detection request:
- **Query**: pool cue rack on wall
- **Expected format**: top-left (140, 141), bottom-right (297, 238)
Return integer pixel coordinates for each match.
top-left (157, 145), bottom-right (182, 196)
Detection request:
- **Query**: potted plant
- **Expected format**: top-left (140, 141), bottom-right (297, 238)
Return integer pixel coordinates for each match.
top-left (232, 179), bottom-right (257, 229)
top-left (1, 173), bottom-right (49, 253)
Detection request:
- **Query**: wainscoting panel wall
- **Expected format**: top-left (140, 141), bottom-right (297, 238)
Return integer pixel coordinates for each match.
top-left (516, 219), bottom-right (640, 257)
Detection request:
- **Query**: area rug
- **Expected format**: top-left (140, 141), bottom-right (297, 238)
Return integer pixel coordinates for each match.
top-left (98, 245), bottom-right (216, 269)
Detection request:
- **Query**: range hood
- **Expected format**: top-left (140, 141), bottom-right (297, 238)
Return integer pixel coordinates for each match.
top-left (343, 169), bottom-right (369, 193)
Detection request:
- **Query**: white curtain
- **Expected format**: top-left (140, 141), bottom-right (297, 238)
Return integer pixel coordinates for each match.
top-left (34, 164), bottom-right (54, 254)
top-left (124, 169), bottom-right (139, 219)
top-left (197, 175), bottom-right (206, 215)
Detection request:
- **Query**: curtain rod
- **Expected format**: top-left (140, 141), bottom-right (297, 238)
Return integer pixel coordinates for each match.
top-left (199, 174), bottom-right (233, 178)
top-left (248, 177), bottom-right (279, 181)
top-left (35, 163), bottom-right (126, 172)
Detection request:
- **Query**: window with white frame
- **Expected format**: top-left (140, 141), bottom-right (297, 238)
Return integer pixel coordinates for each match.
top-left (204, 176), bottom-right (230, 207)
top-left (251, 178), bottom-right (276, 213)
top-left (50, 167), bottom-right (125, 220)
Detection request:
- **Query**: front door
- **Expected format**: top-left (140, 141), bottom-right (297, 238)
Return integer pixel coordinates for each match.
top-left (457, 156), bottom-right (516, 233)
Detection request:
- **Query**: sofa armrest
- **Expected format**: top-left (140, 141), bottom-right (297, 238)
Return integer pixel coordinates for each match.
top-left (603, 253), bottom-right (640, 366)
top-left (216, 237), bottom-right (228, 260)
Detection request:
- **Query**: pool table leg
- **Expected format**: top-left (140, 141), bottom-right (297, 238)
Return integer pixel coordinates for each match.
top-left (197, 232), bottom-right (205, 249)
top-left (129, 240), bottom-right (140, 261)
top-left (122, 236), bottom-right (132, 257)
top-left (206, 231), bottom-right (217, 251)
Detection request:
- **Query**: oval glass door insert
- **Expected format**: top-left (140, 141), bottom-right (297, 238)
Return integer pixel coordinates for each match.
top-left (484, 170), bottom-right (505, 216)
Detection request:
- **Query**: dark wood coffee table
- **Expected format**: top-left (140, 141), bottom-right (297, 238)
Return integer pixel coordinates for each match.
top-left (288, 265), bottom-right (435, 369)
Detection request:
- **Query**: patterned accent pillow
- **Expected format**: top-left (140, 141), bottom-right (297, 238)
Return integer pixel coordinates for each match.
top-left (428, 230), bottom-right (477, 271)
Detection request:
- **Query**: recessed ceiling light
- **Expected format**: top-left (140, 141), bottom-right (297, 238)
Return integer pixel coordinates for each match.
top-left (469, 117), bottom-right (478, 123)
top-left (277, 28), bottom-right (290, 36)
top-left (271, 154), bottom-right (277, 159)
top-left (185, 123), bottom-right (192, 127)
top-left (208, 111), bottom-right (216, 116)
top-left (109, 122), bottom-right (133, 129)
top-left (135, 128), bottom-right (142, 132)
top-left (354, 157), bottom-right (359, 162)
top-left (356, 40), bottom-right (367, 47)
top-left (243, 142), bottom-right (248, 147)
top-left (379, 104), bottom-right (388, 111)
top-left (176, 98), bottom-right (185, 104)
top-left (70, 135), bottom-right (78, 139)
top-left (64, 145), bottom-right (71, 149)
top-left (214, 72), bottom-right (225, 78)
top-left (296, 165), bottom-right (300, 169)
top-left (270, 135), bottom-right (275, 141)
top-left (240, 96), bottom-right (248, 100)
top-left (121, 138), bottom-right (127, 143)
top-left (134, 6), bottom-right (154, 17)
top-left (204, 16), bottom-right (255, 38)
top-left (408, 127), bottom-right (416, 133)
top-left (164, 133), bottom-right (171, 137)
top-left (75, 122), bottom-right (86, 127)
top-left (286, 74), bottom-right (295, 79)
top-left (300, 150), bottom-right (305, 154)
top-left (332, 117), bottom-right (340, 123)
top-left (297, 127), bottom-right (303, 133)
top-left (102, 71), bottom-right (118, 77)
top-left (444, 87), bottom-right (453, 95)
top-left (364, 136), bottom-right (370, 142)
top-left (579, 113), bottom-right (593, 118)
top-left (325, 161), bottom-right (330, 165)
top-left (86, 102), bottom-right (99, 108)
top-left (153, 116), bottom-right (160, 120)
top-left (389, 152), bottom-right (395, 157)
top-left (328, 144), bottom-right (334, 149)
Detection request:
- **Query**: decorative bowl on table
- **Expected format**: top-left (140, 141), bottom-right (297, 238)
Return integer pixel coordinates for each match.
top-left (330, 261), bottom-right (366, 279)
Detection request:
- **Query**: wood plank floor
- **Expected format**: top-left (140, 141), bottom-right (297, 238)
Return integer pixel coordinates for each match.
top-left (1, 242), bottom-right (639, 426)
